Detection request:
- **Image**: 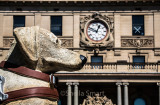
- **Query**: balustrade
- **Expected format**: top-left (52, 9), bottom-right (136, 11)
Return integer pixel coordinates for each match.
top-left (83, 62), bottom-right (158, 72)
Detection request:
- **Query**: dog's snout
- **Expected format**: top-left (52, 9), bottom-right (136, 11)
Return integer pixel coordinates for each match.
top-left (80, 55), bottom-right (87, 66)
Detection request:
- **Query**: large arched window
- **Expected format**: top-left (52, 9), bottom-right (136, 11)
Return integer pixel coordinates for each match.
top-left (134, 98), bottom-right (146, 105)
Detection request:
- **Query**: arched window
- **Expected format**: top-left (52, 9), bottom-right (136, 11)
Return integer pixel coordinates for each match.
top-left (134, 98), bottom-right (146, 105)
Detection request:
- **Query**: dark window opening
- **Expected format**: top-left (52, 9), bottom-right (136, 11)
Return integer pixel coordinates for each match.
top-left (13, 16), bottom-right (25, 36)
top-left (133, 56), bottom-right (145, 69)
top-left (13, 16), bottom-right (25, 29)
top-left (91, 56), bottom-right (103, 69)
top-left (51, 16), bottom-right (62, 36)
top-left (132, 15), bottom-right (144, 36)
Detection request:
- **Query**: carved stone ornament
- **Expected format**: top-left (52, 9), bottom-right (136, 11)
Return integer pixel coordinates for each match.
top-left (61, 39), bottom-right (73, 48)
top-left (81, 93), bottom-right (115, 105)
top-left (3, 37), bottom-right (14, 47)
top-left (121, 38), bottom-right (153, 48)
top-left (80, 12), bottom-right (114, 47)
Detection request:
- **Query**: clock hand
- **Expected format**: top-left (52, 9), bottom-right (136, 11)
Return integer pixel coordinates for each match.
top-left (96, 25), bottom-right (101, 33)
top-left (88, 27), bottom-right (97, 32)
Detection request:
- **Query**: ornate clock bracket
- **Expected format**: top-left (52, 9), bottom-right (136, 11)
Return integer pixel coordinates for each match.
top-left (80, 12), bottom-right (114, 48)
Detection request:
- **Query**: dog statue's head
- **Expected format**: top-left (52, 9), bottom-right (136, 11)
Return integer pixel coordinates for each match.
top-left (5, 26), bottom-right (87, 73)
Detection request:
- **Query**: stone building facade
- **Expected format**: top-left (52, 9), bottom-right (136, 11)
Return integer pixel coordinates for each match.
top-left (0, 0), bottom-right (160, 105)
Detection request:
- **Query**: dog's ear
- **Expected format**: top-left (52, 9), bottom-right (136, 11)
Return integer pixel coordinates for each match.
top-left (14, 26), bottom-right (39, 63)
top-left (39, 28), bottom-right (61, 47)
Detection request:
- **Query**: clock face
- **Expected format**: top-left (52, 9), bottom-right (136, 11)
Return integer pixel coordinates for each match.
top-left (87, 21), bottom-right (108, 42)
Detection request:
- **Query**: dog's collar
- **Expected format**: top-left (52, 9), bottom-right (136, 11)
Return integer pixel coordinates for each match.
top-left (0, 87), bottom-right (59, 104)
top-left (0, 61), bottom-right (58, 104)
top-left (0, 61), bottom-right (55, 84)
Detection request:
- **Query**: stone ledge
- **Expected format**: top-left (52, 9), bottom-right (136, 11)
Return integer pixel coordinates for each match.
top-left (114, 49), bottom-right (121, 56)
top-left (155, 49), bottom-right (160, 56)
top-left (0, 50), bottom-right (2, 56)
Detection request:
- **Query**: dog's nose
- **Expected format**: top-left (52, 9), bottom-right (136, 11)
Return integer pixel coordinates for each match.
top-left (80, 55), bottom-right (87, 66)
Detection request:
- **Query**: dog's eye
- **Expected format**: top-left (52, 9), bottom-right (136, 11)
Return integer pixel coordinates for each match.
top-left (56, 39), bottom-right (58, 43)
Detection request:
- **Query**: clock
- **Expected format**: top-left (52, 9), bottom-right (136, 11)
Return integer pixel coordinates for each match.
top-left (86, 21), bottom-right (108, 42)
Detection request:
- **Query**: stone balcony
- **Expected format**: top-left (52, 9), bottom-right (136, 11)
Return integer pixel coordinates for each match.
top-left (81, 62), bottom-right (159, 73)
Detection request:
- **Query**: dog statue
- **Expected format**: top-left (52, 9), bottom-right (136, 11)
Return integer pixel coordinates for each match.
top-left (0, 26), bottom-right (87, 105)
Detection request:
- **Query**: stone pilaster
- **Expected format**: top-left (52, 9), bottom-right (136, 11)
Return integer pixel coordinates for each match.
top-left (0, 14), bottom-right (3, 48)
top-left (73, 13), bottom-right (80, 48)
top-left (114, 13), bottom-right (121, 56)
top-left (35, 13), bottom-right (41, 26)
top-left (154, 12), bottom-right (160, 56)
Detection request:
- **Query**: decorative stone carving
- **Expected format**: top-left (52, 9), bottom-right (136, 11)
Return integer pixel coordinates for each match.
top-left (81, 94), bottom-right (115, 105)
top-left (121, 38), bottom-right (153, 48)
top-left (61, 39), bottom-right (73, 48)
top-left (80, 12), bottom-right (114, 48)
top-left (3, 37), bottom-right (14, 47)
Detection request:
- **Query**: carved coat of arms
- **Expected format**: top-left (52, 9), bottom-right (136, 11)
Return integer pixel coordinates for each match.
top-left (81, 94), bottom-right (115, 105)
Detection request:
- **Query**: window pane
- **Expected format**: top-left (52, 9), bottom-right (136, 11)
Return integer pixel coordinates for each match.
top-left (132, 15), bottom-right (144, 36)
top-left (13, 16), bottom-right (25, 29)
top-left (134, 98), bottom-right (146, 105)
top-left (51, 16), bottom-right (62, 36)
top-left (91, 56), bottom-right (103, 69)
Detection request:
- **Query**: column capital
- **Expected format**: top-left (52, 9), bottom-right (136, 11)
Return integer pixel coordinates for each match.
top-left (66, 82), bottom-right (72, 86)
top-left (116, 82), bottom-right (122, 86)
top-left (123, 82), bottom-right (129, 86)
top-left (73, 82), bottom-right (79, 86)
top-left (157, 82), bottom-right (160, 86)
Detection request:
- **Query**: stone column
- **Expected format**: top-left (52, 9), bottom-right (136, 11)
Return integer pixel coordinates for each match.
top-left (157, 83), bottom-right (160, 105)
top-left (123, 83), bottom-right (129, 105)
top-left (66, 82), bottom-right (72, 105)
top-left (73, 82), bottom-right (79, 105)
top-left (116, 82), bottom-right (122, 105)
